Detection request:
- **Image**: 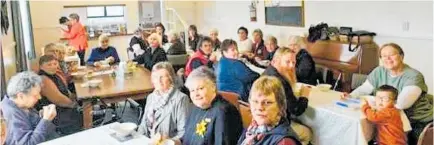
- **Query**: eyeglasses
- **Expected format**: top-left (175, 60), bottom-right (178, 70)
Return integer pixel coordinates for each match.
top-left (249, 99), bottom-right (276, 107)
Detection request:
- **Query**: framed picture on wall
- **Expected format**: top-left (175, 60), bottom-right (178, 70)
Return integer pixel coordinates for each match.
top-left (265, 0), bottom-right (305, 27)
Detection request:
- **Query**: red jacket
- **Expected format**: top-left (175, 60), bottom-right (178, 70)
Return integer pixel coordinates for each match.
top-left (185, 50), bottom-right (208, 77)
top-left (362, 104), bottom-right (406, 145)
top-left (63, 23), bottom-right (88, 51)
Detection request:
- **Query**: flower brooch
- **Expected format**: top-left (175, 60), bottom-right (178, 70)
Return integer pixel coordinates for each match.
top-left (195, 118), bottom-right (211, 137)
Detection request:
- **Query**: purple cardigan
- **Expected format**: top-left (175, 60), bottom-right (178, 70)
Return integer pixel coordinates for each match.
top-left (1, 96), bottom-right (56, 145)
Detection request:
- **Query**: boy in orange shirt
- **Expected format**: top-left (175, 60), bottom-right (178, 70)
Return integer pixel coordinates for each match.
top-left (362, 85), bottom-right (406, 145)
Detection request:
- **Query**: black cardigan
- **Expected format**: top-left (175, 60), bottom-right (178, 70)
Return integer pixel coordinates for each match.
top-left (133, 47), bottom-right (168, 70)
top-left (262, 66), bottom-right (309, 118)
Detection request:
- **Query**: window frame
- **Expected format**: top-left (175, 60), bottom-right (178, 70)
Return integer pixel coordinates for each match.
top-left (63, 4), bottom-right (124, 18)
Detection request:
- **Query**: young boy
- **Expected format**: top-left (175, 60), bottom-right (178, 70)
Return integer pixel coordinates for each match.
top-left (362, 85), bottom-right (406, 145)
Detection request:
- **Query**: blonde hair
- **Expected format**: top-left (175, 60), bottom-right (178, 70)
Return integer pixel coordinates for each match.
top-left (288, 35), bottom-right (306, 48)
top-left (43, 43), bottom-right (66, 59)
top-left (148, 33), bottom-right (162, 47)
top-left (272, 47), bottom-right (297, 88)
top-left (98, 34), bottom-right (110, 42)
top-left (250, 76), bottom-right (287, 118)
top-left (209, 28), bottom-right (219, 35)
top-left (266, 35), bottom-right (278, 45)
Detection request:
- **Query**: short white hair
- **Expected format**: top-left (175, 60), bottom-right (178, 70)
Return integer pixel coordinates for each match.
top-left (209, 28), bottom-right (219, 35)
top-left (288, 35), bottom-right (306, 47)
top-left (7, 71), bottom-right (42, 98)
top-left (167, 30), bottom-right (179, 40)
top-left (185, 66), bottom-right (216, 91)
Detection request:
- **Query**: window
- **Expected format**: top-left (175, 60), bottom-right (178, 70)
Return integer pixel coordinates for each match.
top-left (86, 5), bottom-right (124, 18)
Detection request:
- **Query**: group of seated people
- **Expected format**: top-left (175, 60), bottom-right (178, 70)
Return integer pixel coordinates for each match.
top-left (0, 23), bottom-right (432, 145)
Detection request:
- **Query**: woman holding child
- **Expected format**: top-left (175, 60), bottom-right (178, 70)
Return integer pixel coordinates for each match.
top-left (346, 43), bottom-right (433, 144)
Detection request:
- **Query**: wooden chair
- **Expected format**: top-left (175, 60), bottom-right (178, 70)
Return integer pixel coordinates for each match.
top-left (218, 91), bottom-right (239, 109)
top-left (238, 100), bottom-right (252, 128)
top-left (417, 122), bottom-right (433, 145)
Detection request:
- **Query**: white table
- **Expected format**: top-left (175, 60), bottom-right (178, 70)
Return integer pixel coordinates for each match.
top-left (298, 88), bottom-right (412, 145)
top-left (298, 88), bottom-right (375, 145)
top-left (38, 122), bottom-right (150, 145)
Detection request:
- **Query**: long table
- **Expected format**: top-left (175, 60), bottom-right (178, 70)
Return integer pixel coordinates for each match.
top-left (74, 66), bottom-right (154, 129)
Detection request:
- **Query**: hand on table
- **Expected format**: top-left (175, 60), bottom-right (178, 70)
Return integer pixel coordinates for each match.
top-left (340, 92), bottom-right (351, 99)
top-left (94, 62), bottom-right (102, 67)
top-left (300, 85), bottom-right (312, 97)
top-left (106, 56), bottom-right (115, 63)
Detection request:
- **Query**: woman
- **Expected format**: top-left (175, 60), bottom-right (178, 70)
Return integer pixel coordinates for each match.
top-left (155, 22), bottom-right (168, 45)
top-left (128, 28), bottom-right (149, 60)
top-left (138, 62), bottom-right (191, 143)
top-left (252, 35), bottom-right (278, 68)
top-left (38, 55), bottom-right (82, 135)
top-left (237, 26), bottom-right (253, 54)
top-left (238, 76), bottom-right (301, 145)
top-left (251, 29), bottom-right (266, 59)
top-left (288, 36), bottom-right (317, 85)
top-left (1, 71), bottom-right (57, 145)
top-left (209, 28), bottom-right (221, 51)
top-left (182, 66), bottom-right (243, 145)
top-left (188, 25), bottom-right (202, 52)
top-left (134, 33), bottom-right (168, 70)
top-left (215, 39), bottom-right (259, 102)
top-left (87, 34), bottom-right (120, 66)
top-left (43, 43), bottom-right (68, 75)
top-left (166, 31), bottom-right (187, 55)
top-left (184, 36), bottom-right (216, 77)
top-left (61, 13), bottom-right (88, 66)
top-left (345, 43), bottom-right (433, 144)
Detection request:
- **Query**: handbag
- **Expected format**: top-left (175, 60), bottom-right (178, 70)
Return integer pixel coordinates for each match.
top-left (347, 30), bottom-right (376, 52)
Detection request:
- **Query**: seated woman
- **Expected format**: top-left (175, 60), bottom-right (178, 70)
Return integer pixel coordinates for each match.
top-left (237, 26), bottom-right (253, 54)
top-left (244, 29), bottom-right (267, 68)
top-left (182, 66), bottom-right (243, 145)
top-left (155, 22), bottom-right (168, 45)
top-left (138, 62), bottom-right (191, 143)
top-left (87, 34), bottom-right (120, 66)
top-left (215, 39), bottom-right (259, 102)
top-left (134, 33), bottom-right (168, 70)
top-left (38, 55), bottom-right (82, 135)
top-left (288, 36), bottom-right (317, 85)
top-left (128, 28), bottom-right (149, 60)
top-left (188, 25), bottom-right (202, 52)
top-left (166, 30), bottom-right (187, 55)
top-left (252, 35), bottom-right (279, 67)
top-left (43, 43), bottom-right (68, 75)
top-left (209, 28), bottom-right (221, 51)
top-left (184, 36), bottom-right (216, 77)
top-left (1, 71), bottom-right (57, 145)
top-left (238, 76), bottom-right (301, 145)
top-left (344, 43), bottom-right (433, 145)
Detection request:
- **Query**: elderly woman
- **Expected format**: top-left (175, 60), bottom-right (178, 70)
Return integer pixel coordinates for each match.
top-left (209, 28), bottom-right (221, 51)
top-left (252, 35), bottom-right (279, 67)
top-left (134, 33), bottom-right (168, 70)
top-left (215, 39), bottom-right (259, 102)
top-left (128, 28), bottom-right (149, 59)
top-left (155, 22), bottom-right (169, 45)
top-left (288, 36), bottom-right (317, 85)
top-left (87, 34), bottom-right (120, 66)
top-left (38, 55), bottom-right (82, 135)
top-left (188, 25), bottom-right (202, 52)
top-left (251, 29), bottom-right (265, 59)
top-left (182, 66), bottom-right (243, 145)
top-left (263, 47), bottom-right (312, 145)
top-left (238, 76), bottom-right (301, 145)
top-left (184, 37), bottom-right (216, 77)
top-left (345, 43), bottom-right (432, 144)
top-left (1, 71), bottom-right (57, 145)
top-left (138, 62), bottom-right (191, 143)
top-left (237, 26), bottom-right (253, 54)
top-left (166, 31), bottom-right (187, 55)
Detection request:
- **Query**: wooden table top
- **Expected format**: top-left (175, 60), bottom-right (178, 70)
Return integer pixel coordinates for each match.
top-left (73, 66), bottom-right (154, 99)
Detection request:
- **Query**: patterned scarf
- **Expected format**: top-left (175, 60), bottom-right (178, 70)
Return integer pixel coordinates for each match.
top-left (145, 87), bottom-right (175, 136)
top-left (241, 120), bottom-right (277, 145)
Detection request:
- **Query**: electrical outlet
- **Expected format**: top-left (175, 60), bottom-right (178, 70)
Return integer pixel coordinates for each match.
top-left (402, 21), bottom-right (410, 31)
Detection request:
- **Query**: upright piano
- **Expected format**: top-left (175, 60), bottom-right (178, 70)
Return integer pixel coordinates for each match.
top-left (305, 40), bottom-right (379, 92)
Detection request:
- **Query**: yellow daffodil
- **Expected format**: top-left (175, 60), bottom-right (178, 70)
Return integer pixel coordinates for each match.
top-left (195, 118), bottom-right (211, 137)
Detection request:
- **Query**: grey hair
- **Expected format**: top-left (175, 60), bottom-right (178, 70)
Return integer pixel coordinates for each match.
top-left (288, 35), bottom-right (306, 48)
top-left (6, 71), bottom-right (42, 98)
top-left (68, 13), bottom-right (80, 21)
top-left (152, 61), bottom-right (177, 86)
top-left (167, 30), bottom-right (179, 40)
top-left (185, 66), bottom-right (216, 91)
